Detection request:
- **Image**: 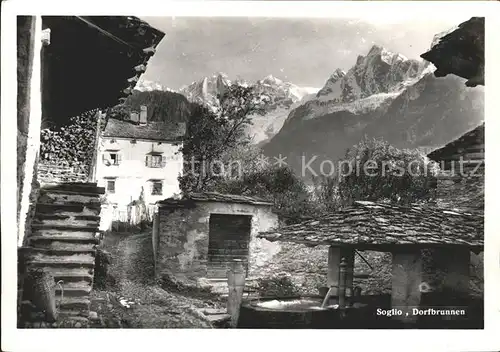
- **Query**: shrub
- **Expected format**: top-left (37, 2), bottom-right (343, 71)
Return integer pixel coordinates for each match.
top-left (338, 137), bottom-right (438, 205)
top-left (94, 248), bottom-right (114, 289)
top-left (257, 273), bottom-right (301, 298)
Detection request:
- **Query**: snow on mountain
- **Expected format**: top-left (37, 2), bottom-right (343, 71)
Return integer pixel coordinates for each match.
top-left (312, 45), bottom-right (422, 112)
top-left (264, 43), bottom-right (484, 178)
top-left (178, 72), bottom-right (320, 144)
top-left (134, 79), bottom-right (174, 92)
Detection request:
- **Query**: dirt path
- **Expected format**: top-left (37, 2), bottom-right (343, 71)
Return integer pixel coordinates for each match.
top-left (91, 231), bottom-right (220, 328)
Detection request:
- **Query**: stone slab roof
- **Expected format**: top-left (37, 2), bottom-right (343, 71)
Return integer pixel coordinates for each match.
top-left (431, 175), bottom-right (484, 215)
top-left (102, 118), bottom-right (185, 141)
top-left (158, 192), bottom-right (273, 207)
top-left (258, 201), bottom-right (483, 250)
top-left (427, 123), bottom-right (484, 163)
top-left (420, 17), bottom-right (484, 87)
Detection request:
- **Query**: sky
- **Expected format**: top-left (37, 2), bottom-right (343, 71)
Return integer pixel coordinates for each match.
top-left (140, 16), bottom-right (471, 90)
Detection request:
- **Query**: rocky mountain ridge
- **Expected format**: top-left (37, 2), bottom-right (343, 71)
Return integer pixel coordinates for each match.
top-left (263, 43), bottom-right (484, 179)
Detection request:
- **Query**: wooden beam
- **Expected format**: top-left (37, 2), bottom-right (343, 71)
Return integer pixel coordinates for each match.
top-left (327, 246), bottom-right (354, 297)
top-left (227, 259), bottom-right (245, 328)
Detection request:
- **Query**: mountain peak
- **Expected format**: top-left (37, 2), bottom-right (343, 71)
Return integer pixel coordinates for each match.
top-left (368, 44), bottom-right (385, 55)
top-left (330, 68), bottom-right (346, 82)
top-left (260, 74), bottom-right (284, 85)
top-left (316, 45), bottom-right (421, 103)
top-left (214, 72), bottom-right (229, 79)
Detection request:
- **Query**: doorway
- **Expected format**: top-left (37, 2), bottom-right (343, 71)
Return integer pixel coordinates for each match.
top-left (207, 214), bottom-right (252, 278)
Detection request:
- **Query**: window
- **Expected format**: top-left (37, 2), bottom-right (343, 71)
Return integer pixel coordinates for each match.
top-left (106, 179), bottom-right (116, 194)
top-left (151, 181), bottom-right (163, 195)
top-left (145, 154), bottom-right (166, 168)
top-left (103, 151), bottom-right (121, 166)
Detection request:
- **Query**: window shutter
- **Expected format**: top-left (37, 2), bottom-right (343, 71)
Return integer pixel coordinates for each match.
top-left (117, 154), bottom-right (122, 165)
top-left (145, 155), bottom-right (150, 167)
top-left (161, 156), bottom-right (167, 168)
top-left (150, 181), bottom-right (154, 195)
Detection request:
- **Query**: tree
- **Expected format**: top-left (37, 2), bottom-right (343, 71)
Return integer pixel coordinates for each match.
top-left (335, 137), bottom-right (438, 205)
top-left (178, 84), bottom-right (268, 193)
top-left (311, 175), bottom-right (342, 213)
top-left (215, 164), bottom-right (312, 223)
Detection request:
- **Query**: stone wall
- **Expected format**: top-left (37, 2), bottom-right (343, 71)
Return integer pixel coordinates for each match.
top-left (155, 201), bottom-right (280, 284)
top-left (37, 160), bottom-right (88, 185)
top-left (17, 16), bottom-right (36, 227)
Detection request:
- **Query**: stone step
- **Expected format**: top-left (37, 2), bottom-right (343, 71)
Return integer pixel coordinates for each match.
top-left (201, 308), bottom-right (228, 315)
top-left (41, 182), bottom-right (104, 195)
top-left (26, 257), bottom-right (95, 268)
top-left (46, 268), bottom-right (94, 283)
top-left (55, 282), bottom-right (92, 297)
top-left (205, 314), bottom-right (231, 324)
top-left (36, 202), bottom-right (101, 215)
top-left (31, 223), bottom-right (100, 233)
top-left (37, 192), bottom-right (101, 208)
top-left (28, 235), bottom-right (99, 245)
top-left (39, 190), bottom-right (101, 204)
top-left (33, 219), bottom-right (101, 229)
top-left (35, 213), bottom-right (100, 223)
top-left (30, 241), bottom-right (96, 252)
top-left (41, 188), bottom-right (104, 198)
top-left (56, 315), bottom-right (90, 327)
top-left (58, 297), bottom-right (91, 311)
top-left (26, 251), bottom-right (95, 263)
top-left (58, 309), bottom-right (89, 318)
top-left (22, 246), bottom-right (96, 256)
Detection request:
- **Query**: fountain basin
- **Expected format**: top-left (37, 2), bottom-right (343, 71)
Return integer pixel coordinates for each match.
top-left (237, 295), bottom-right (374, 329)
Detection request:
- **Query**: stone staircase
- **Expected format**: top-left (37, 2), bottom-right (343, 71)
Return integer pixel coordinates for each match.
top-left (21, 182), bottom-right (104, 327)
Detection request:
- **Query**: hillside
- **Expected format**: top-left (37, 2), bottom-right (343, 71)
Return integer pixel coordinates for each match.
top-left (123, 89), bottom-right (195, 123)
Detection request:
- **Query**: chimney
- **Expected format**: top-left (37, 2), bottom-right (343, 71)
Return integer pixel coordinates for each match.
top-left (130, 112), bottom-right (139, 123)
top-left (139, 105), bottom-right (147, 125)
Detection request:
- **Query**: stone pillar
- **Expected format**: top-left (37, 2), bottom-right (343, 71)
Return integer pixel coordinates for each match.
top-left (436, 247), bottom-right (470, 296)
top-left (421, 247), bottom-right (471, 321)
top-left (227, 259), bottom-right (245, 328)
top-left (391, 249), bottom-right (423, 322)
top-left (327, 246), bottom-right (354, 296)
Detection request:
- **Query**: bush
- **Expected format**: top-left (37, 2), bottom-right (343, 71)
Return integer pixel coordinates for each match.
top-left (94, 248), bottom-right (114, 289)
top-left (257, 273), bottom-right (301, 298)
top-left (338, 137), bottom-right (438, 205)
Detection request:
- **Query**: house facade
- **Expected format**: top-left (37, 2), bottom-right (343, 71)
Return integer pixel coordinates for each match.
top-left (96, 106), bottom-right (185, 230)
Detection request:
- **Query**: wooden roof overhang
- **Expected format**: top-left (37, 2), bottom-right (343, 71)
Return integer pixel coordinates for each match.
top-left (420, 17), bottom-right (484, 87)
top-left (41, 16), bottom-right (165, 124)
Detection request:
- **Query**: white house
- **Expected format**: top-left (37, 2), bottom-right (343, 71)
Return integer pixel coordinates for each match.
top-left (95, 105), bottom-right (185, 230)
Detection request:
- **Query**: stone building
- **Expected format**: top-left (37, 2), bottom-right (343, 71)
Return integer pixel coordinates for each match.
top-left (153, 192), bottom-right (280, 285)
top-left (16, 16), bottom-right (165, 327)
top-left (96, 107), bottom-right (186, 230)
top-left (427, 122), bottom-right (484, 214)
